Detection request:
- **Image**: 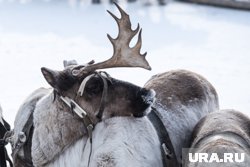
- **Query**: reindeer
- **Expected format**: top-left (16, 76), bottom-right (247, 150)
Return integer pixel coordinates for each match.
top-left (10, 3), bottom-right (218, 167)
top-left (0, 105), bottom-right (13, 167)
top-left (184, 109), bottom-right (250, 167)
top-left (82, 69), bottom-right (219, 167)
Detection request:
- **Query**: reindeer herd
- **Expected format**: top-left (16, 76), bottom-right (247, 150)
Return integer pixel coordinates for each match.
top-left (0, 3), bottom-right (249, 167)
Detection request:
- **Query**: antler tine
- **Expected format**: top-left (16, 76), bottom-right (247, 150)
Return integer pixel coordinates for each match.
top-left (72, 2), bottom-right (151, 77)
top-left (134, 29), bottom-right (147, 56)
top-left (108, 3), bottom-right (140, 45)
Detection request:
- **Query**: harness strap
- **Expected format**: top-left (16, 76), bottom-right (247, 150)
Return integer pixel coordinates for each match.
top-left (0, 119), bottom-right (13, 167)
top-left (60, 96), bottom-right (87, 119)
top-left (22, 114), bottom-right (34, 167)
top-left (59, 96), bottom-right (94, 167)
top-left (77, 71), bottom-right (110, 121)
top-left (95, 72), bottom-right (109, 120)
top-left (3, 148), bottom-right (12, 167)
top-left (148, 107), bottom-right (179, 167)
top-left (78, 73), bottom-right (96, 96)
top-left (60, 71), bottom-right (110, 167)
top-left (12, 111), bottom-right (34, 167)
top-left (0, 135), bottom-right (7, 167)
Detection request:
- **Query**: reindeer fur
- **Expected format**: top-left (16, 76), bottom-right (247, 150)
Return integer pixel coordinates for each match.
top-left (12, 69), bottom-right (219, 167)
top-left (144, 70), bottom-right (219, 163)
top-left (185, 109), bottom-right (250, 167)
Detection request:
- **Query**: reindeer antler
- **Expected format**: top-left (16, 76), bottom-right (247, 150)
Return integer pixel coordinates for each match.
top-left (72, 3), bottom-right (151, 77)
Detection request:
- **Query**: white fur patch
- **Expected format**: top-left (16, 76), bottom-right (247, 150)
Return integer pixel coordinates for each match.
top-left (84, 117), bottom-right (163, 167)
top-left (37, 116), bottom-right (162, 167)
top-left (46, 137), bottom-right (88, 167)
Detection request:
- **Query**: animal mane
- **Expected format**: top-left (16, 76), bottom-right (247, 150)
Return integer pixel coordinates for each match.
top-left (31, 92), bottom-right (88, 166)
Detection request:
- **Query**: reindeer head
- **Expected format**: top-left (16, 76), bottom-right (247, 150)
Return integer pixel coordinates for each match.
top-left (41, 3), bottom-right (155, 124)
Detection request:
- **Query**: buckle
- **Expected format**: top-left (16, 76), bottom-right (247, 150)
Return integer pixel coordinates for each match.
top-left (60, 96), bottom-right (87, 118)
top-left (162, 143), bottom-right (173, 159)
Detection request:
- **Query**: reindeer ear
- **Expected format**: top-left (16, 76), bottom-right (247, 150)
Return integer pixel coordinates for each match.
top-left (41, 67), bottom-right (60, 89)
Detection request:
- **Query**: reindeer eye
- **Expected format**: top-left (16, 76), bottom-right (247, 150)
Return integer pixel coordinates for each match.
top-left (85, 77), bottom-right (103, 96)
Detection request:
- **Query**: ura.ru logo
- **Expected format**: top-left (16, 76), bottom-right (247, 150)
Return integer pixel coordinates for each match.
top-left (188, 153), bottom-right (245, 163)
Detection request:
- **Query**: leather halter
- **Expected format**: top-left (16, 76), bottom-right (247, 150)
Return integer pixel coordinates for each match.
top-left (59, 71), bottom-right (110, 167)
top-left (11, 72), bottom-right (110, 167)
top-left (148, 107), bottom-right (179, 167)
top-left (60, 71), bottom-right (110, 135)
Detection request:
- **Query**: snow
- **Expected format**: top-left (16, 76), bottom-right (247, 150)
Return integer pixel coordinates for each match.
top-left (0, 0), bottom-right (250, 128)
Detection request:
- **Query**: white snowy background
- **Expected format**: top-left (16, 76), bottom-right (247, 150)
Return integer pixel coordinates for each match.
top-left (0, 0), bottom-right (250, 128)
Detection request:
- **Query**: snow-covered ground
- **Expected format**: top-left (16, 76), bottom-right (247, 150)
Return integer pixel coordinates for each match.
top-left (0, 0), bottom-right (250, 127)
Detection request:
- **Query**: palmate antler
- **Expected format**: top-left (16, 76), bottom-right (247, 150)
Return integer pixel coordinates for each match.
top-left (72, 2), bottom-right (151, 77)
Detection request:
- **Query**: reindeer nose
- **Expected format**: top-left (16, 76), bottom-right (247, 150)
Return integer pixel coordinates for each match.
top-left (140, 89), bottom-right (156, 105)
top-left (133, 88), bottom-right (156, 118)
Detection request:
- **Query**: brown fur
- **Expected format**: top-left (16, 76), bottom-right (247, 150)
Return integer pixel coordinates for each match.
top-left (145, 70), bottom-right (218, 109)
top-left (191, 110), bottom-right (250, 145)
top-left (12, 65), bottom-right (155, 166)
top-left (186, 109), bottom-right (250, 167)
top-left (42, 66), bottom-right (155, 123)
top-left (144, 69), bottom-right (219, 163)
